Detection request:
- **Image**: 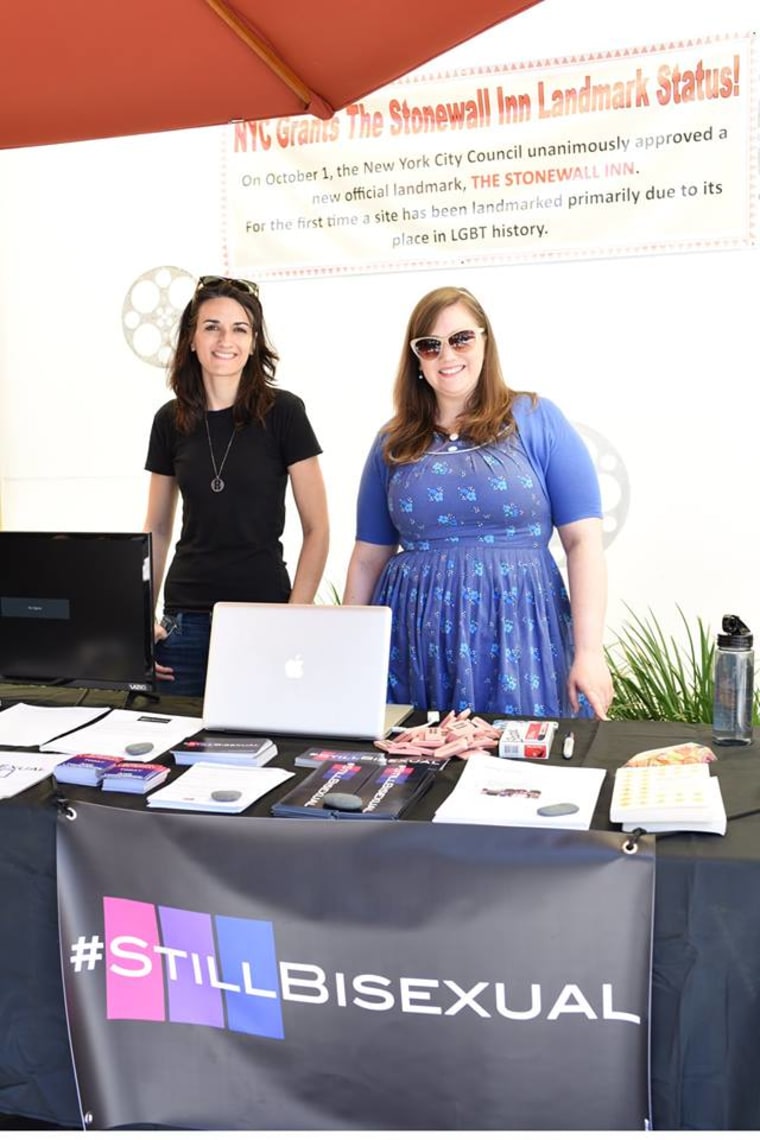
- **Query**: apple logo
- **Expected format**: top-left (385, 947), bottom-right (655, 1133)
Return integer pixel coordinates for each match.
top-left (284, 653), bottom-right (304, 680)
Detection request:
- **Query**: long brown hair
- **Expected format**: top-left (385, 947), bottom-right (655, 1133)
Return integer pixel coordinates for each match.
top-left (168, 279), bottom-right (279, 433)
top-left (383, 286), bottom-right (534, 464)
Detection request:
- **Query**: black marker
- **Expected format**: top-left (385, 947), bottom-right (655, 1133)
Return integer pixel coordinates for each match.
top-left (562, 732), bottom-right (575, 760)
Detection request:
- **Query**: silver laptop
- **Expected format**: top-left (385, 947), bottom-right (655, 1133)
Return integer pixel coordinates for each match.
top-left (202, 602), bottom-right (414, 740)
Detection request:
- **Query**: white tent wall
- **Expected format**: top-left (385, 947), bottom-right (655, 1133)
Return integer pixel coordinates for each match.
top-left (0, 0), bottom-right (757, 651)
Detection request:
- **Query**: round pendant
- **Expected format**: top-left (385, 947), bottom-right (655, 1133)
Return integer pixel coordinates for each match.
top-left (210, 477), bottom-right (225, 493)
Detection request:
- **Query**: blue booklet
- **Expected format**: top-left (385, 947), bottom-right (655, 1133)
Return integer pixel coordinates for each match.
top-left (53, 754), bottom-right (120, 787)
top-left (101, 762), bottom-right (170, 794)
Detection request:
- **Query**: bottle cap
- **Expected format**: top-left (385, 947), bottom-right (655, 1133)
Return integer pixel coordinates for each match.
top-left (717, 614), bottom-right (753, 649)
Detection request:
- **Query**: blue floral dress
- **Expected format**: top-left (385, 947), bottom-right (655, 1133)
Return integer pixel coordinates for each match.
top-left (368, 432), bottom-right (579, 717)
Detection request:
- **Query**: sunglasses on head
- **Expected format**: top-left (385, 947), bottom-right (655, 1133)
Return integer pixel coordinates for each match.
top-left (410, 327), bottom-right (485, 361)
top-left (195, 275), bottom-right (259, 297)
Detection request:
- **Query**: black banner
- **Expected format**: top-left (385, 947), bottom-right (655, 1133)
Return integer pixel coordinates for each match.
top-left (57, 803), bottom-right (654, 1129)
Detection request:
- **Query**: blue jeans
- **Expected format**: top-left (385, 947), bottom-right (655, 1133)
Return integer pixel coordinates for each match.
top-left (154, 611), bottom-right (212, 698)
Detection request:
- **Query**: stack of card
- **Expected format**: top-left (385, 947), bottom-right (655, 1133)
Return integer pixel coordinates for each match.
top-left (171, 734), bottom-right (277, 767)
top-left (101, 762), bottom-right (170, 794)
top-left (53, 753), bottom-right (170, 794)
top-left (54, 754), bottom-right (120, 787)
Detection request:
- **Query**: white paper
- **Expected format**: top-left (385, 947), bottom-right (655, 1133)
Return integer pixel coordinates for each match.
top-left (433, 756), bottom-right (607, 831)
top-left (147, 762), bottom-right (294, 813)
top-left (0, 702), bottom-right (110, 747)
top-left (0, 750), bottom-right (68, 798)
top-left (38, 708), bottom-right (204, 762)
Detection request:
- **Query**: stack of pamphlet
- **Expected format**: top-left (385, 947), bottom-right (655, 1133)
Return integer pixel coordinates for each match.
top-left (171, 734), bottom-right (277, 767)
top-left (54, 754), bottom-right (121, 787)
top-left (101, 762), bottom-right (170, 794)
top-left (294, 747), bottom-right (388, 769)
top-left (271, 758), bottom-right (439, 820)
top-left (54, 753), bottom-right (170, 793)
top-left (293, 747), bottom-right (450, 771)
top-left (432, 755), bottom-right (606, 830)
top-left (610, 762), bottom-right (727, 835)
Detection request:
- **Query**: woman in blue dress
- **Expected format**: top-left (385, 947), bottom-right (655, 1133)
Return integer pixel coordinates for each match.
top-left (343, 285), bottom-right (612, 719)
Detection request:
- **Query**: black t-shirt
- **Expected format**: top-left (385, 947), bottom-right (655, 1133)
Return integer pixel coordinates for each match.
top-left (145, 390), bottom-right (322, 611)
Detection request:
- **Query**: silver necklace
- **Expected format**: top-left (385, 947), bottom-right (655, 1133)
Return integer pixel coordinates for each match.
top-left (204, 415), bottom-right (237, 493)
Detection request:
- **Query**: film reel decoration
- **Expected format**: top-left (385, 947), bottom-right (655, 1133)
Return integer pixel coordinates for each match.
top-left (578, 422), bottom-right (630, 550)
top-left (549, 422), bottom-right (629, 562)
top-left (122, 266), bottom-right (196, 368)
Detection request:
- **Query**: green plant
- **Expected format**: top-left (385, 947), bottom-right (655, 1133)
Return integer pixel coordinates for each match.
top-left (605, 605), bottom-right (760, 725)
top-left (316, 581), bottom-right (343, 605)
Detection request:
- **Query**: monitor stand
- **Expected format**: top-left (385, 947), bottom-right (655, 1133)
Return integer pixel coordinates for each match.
top-left (124, 690), bottom-right (161, 709)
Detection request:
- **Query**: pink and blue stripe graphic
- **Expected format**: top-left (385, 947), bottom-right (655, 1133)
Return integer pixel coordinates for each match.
top-left (103, 897), bottom-right (284, 1039)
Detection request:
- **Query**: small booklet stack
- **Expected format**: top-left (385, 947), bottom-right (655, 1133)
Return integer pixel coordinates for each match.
top-left (271, 758), bottom-right (439, 820)
top-left (294, 747), bottom-right (388, 770)
top-left (54, 754), bottom-right (120, 787)
top-left (171, 734), bottom-right (277, 767)
top-left (101, 762), bottom-right (170, 794)
top-left (293, 747), bottom-right (450, 771)
top-left (610, 763), bottom-right (727, 835)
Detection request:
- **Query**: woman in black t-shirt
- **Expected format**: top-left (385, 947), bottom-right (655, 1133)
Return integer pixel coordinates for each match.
top-left (143, 276), bottom-right (329, 696)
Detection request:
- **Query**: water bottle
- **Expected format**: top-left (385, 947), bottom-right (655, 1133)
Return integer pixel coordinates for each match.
top-left (712, 614), bottom-right (754, 745)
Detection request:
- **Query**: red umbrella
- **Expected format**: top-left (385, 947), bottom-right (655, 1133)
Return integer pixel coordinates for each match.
top-left (0, 0), bottom-right (542, 149)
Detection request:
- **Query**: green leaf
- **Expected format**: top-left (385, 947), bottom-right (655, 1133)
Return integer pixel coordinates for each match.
top-left (316, 581), bottom-right (343, 605)
top-left (605, 605), bottom-right (756, 724)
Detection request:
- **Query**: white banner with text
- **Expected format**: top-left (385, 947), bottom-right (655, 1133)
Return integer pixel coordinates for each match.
top-left (223, 33), bottom-right (756, 279)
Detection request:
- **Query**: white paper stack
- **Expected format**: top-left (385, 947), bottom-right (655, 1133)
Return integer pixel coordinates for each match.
top-left (432, 755), bottom-right (606, 831)
top-left (38, 709), bottom-right (204, 763)
top-left (0, 703), bottom-right (109, 747)
top-left (147, 762), bottom-right (294, 814)
top-left (610, 763), bottom-right (727, 836)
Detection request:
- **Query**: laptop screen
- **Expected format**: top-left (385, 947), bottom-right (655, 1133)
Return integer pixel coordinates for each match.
top-left (202, 602), bottom-right (411, 740)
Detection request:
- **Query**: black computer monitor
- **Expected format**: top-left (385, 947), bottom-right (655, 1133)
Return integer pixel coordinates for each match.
top-left (0, 531), bottom-right (155, 693)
